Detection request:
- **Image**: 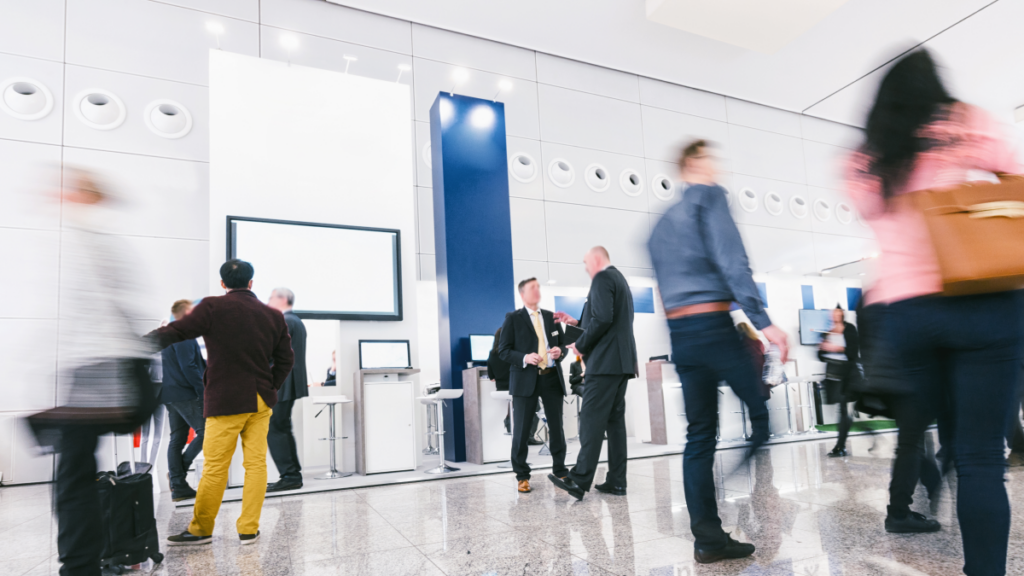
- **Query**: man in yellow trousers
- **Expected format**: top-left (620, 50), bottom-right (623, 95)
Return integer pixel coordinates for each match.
top-left (148, 259), bottom-right (294, 546)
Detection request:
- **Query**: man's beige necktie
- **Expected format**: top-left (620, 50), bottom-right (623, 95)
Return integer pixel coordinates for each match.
top-left (532, 310), bottom-right (548, 367)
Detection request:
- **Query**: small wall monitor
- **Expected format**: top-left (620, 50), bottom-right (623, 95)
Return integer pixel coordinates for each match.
top-left (359, 340), bottom-right (412, 370)
top-left (469, 334), bottom-right (494, 362)
top-left (799, 309), bottom-right (834, 345)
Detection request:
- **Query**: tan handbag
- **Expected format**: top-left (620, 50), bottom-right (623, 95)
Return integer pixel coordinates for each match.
top-left (911, 174), bottom-right (1024, 296)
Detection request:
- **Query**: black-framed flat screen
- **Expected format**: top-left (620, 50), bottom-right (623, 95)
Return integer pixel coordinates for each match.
top-left (359, 340), bottom-right (412, 369)
top-left (227, 216), bottom-right (402, 321)
top-left (469, 334), bottom-right (494, 362)
top-left (799, 309), bottom-right (833, 346)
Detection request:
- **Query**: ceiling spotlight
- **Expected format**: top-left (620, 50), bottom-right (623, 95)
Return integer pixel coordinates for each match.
top-left (280, 34), bottom-right (299, 66)
top-left (781, 265), bottom-right (792, 272)
top-left (859, 273), bottom-right (866, 276)
top-left (450, 67), bottom-right (469, 95)
top-left (396, 63), bottom-right (411, 83)
top-left (869, 252), bottom-right (879, 259)
top-left (205, 21), bottom-right (225, 49)
top-left (493, 79), bottom-right (513, 101)
top-left (822, 270), bottom-right (831, 275)
top-left (343, 54), bottom-right (358, 74)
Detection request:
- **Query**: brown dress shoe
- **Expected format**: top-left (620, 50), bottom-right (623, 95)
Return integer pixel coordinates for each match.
top-left (518, 480), bottom-right (531, 493)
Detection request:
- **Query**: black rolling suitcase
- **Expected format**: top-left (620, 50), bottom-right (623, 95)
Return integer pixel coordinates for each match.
top-left (97, 453), bottom-right (164, 573)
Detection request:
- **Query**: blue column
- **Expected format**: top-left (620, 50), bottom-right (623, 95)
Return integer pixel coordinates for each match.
top-left (430, 93), bottom-right (515, 462)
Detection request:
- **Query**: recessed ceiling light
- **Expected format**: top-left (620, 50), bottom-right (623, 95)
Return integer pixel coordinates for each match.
top-left (397, 63), bottom-right (411, 71)
top-left (781, 265), bottom-right (792, 272)
top-left (280, 35), bottom-right (299, 51)
top-left (498, 79), bottom-right (513, 92)
top-left (452, 68), bottom-right (469, 84)
top-left (205, 21), bottom-right (224, 35)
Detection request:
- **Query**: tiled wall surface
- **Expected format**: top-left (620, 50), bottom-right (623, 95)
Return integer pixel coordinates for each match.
top-left (0, 0), bottom-right (874, 483)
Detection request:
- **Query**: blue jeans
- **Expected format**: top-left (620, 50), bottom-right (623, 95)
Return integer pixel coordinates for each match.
top-left (670, 312), bottom-right (768, 549)
top-left (885, 291), bottom-right (1024, 576)
top-left (165, 398), bottom-right (205, 491)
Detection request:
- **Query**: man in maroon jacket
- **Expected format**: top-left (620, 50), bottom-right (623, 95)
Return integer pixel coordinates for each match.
top-left (149, 259), bottom-right (294, 546)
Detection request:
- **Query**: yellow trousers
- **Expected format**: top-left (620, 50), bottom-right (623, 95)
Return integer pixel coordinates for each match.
top-left (188, 395), bottom-right (272, 536)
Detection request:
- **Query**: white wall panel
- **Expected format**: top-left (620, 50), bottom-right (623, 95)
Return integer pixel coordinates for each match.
top-left (415, 187), bottom-right (434, 255)
top-left (63, 65), bottom-right (209, 162)
top-left (803, 140), bottom-right (847, 191)
top-left (801, 115), bottom-right (862, 150)
top-left (62, 148), bottom-right (209, 240)
top-left (539, 143), bottom-right (647, 213)
top-left (513, 260), bottom-right (549, 286)
top-left (0, 320), bottom-right (58, 412)
top-left (260, 27), bottom-right (414, 86)
top-left (158, 0), bottom-right (259, 22)
top-left (0, 228), bottom-right (59, 319)
top-left (544, 202), bottom-right (650, 269)
top-left (812, 233), bottom-right (878, 272)
top-left (8, 417), bottom-right (54, 483)
top-left (506, 136), bottom-right (544, 200)
top-left (414, 121), bottom-right (434, 188)
top-left (509, 198), bottom-right (548, 262)
top-left (412, 58), bottom-right (540, 140)
top-left (0, 139), bottom-right (62, 231)
top-left (0, 53), bottom-right (65, 146)
top-left (640, 105), bottom-right (730, 165)
top-left (638, 77), bottom-right (727, 122)
top-left (729, 124), bottom-right (806, 184)
top-left (737, 225), bottom-right (816, 275)
top-left (538, 84), bottom-right (643, 157)
top-left (725, 98), bottom-right (802, 138)
top-left (262, 0), bottom-right (411, 53)
top-left (65, 0), bottom-right (259, 86)
top-left (411, 25), bottom-right (536, 81)
top-left (121, 237), bottom-right (210, 320)
top-left (728, 173), bottom-right (812, 232)
top-left (0, 0), bottom-right (65, 62)
top-left (418, 253), bottom-right (436, 281)
top-left (536, 53), bottom-right (638, 103)
top-left (547, 262), bottom-right (589, 288)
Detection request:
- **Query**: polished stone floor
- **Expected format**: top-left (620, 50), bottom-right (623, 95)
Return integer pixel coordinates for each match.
top-left (3, 431), bottom-right (1023, 575)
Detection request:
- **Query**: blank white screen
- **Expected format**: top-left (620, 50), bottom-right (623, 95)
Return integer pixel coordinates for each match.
top-left (469, 335), bottom-right (494, 362)
top-left (360, 341), bottom-right (410, 369)
top-left (232, 219), bottom-right (399, 317)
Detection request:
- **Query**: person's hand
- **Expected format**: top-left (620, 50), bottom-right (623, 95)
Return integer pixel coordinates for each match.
top-left (309, 381), bottom-right (323, 387)
top-left (553, 312), bottom-right (578, 326)
top-left (820, 342), bottom-right (842, 353)
top-left (159, 319), bottom-right (169, 328)
top-left (566, 343), bottom-right (579, 357)
top-left (762, 325), bottom-right (789, 363)
top-left (548, 347), bottom-right (562, 360)
top-left (524, 353), bottom-right (542, 366)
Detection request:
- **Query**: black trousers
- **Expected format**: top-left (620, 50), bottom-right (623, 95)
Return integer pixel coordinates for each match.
top-left (569, 373), bottom-right (630, 491)
top-left (511, 371), bottom-right (568, 481)
top-left (267, 399), bottom-right (302, 481)
top-left (888, 393), bottom-right (941, 516)
top-left (56, 425), bottom-right (101, 576)
top-left (834, 395), bottom-right (853, 451)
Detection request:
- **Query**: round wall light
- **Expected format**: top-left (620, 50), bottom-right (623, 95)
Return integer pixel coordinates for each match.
top-left (74, 89), bottom-right (126, 130)
top-left (144, 100), bottom-right (192, 139)
top-left (836, 202), bottom-right (854, 225)
top-left (619, 169), bottom-right (643, 197)
top-left (813, 198), bottom-right (832, 222)
top-left (422, 142), bottom-right (432, 168)
top-left (584, 163), bottom-right (610, 192)
top-left (1, 78), bottom-right (54, 121)
top-left (739, 187), bottom-right (758, 212)
top-left (548, 158), bottom-right (575, 188)
top-left (764, 191), bottom-right (784, 216)
top-left (651, 174), bottom-right (674, 201)
top-left (508, 152), bottom-right (536, 183)
top-left (790, 195), bottom-right (808, 218)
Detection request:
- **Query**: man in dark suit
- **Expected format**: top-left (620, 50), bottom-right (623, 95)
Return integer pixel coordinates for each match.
top-left (149, 259), bottom-right (294, 547)
top-left (551, 246), bottom-right (637, 501)
top-left (266, 287), bottom-right (309, 492)
top-left (498, 277), bottom-right (569, 493)
top-left (162, 298), bottom-right (207, 502)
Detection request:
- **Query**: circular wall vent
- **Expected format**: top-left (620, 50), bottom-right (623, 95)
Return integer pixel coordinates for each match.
top-left (548, 158), bottom-right (575, 188)
top-left (790, 196), bottom-right (808, 219)
top-left (764, 191), bottom-right (784, 216)
top-left (651, 174), bottom-right (674, 201)
top-left (508, 152), bottom-right (537, 183)
top-left (1, 78), bottom-right (54, 120)
top-left (813, 198), bottom-right (832, 222)
top-left (144, 100), bottom-right (192, 139)
top-left (422, 142), bottom-right (432, 168)
top-left (584, 163), bottom-right (610, 192)
top-left (836, 202), bottom-right (854, 225)
top-left (619, 169), bottom-right (643, 197)
top-left (74, 89), bottom-right (126, 130)
top-left (739, 187), bottom-right (758, 212)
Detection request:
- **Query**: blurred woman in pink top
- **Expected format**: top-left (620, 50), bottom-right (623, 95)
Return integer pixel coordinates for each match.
top-left (846, 49), bottom-right (1022, 576)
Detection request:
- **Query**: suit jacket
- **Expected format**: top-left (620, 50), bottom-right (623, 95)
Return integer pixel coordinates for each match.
top-left (149, 290), bottom-right (294, 418)
top-left (324, 368), bottom-right (337, 387)
top-left (486, 347), bottom-right (511, 386)
top-left (575, 266), bottom-right (638, 376)
top-left (278, 311), bottom-right (309, 402)
top-left (498, 307), bottom-right (567, 397)
top-left (160, 338), bottom-right (205, 404)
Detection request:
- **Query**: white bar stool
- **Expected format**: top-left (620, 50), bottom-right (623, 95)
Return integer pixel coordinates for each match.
top-left (312, 395), bottom-right (353, 479)
top-left (421, 382), bottom-right (441, 456)
top-left (490, 390), bottom-right (522, 469)
top-left (419, 389), bottom-right (464, 474)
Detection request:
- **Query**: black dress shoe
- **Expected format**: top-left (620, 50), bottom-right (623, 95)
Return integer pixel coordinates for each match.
top-left (171, 486), bottom-right (197, 502)
top-left (885, 511), bottom-right (941, 534)
top-left (594, 483), bottom-right (626, 496)
top-left (694, 535), bottom-right (755, 564)
top-left (828, 447), bottom-right (848, 457)
top-left (548, 474), bottom-right (585, 501)
top-left (167, 531), bottom-right (212, 546)
top-left (528, 438), bottom-right (544, 446)
top-left (266, 479), bottom-right (303, 493)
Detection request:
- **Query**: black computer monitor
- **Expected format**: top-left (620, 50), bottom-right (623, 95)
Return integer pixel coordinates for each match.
top-left (358, 340), bottom-right (412, 369)
top-left (469, 334), bottom-right (494, 362)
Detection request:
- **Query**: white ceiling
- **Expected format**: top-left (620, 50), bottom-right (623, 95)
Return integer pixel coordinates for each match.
top-left (328, 0), bottom-right (1024, 128)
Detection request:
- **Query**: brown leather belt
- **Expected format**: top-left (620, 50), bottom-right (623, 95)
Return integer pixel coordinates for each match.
top-left (665, 301), bottom-right (732, 319)
top-left (538, 367), bottom-right (556, 375)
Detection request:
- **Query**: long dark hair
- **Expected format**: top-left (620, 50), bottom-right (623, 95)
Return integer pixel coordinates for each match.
top-left (863, 49), bottom-right (956, 199)
top-left (491, 327), bottom-right (501, 353)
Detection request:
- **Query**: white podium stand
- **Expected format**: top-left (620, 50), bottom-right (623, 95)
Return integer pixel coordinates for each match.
top-left (353, 368), bottom-right (420, 475)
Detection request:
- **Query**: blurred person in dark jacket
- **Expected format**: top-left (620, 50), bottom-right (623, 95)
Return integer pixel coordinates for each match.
top-left (162, 299), bottom-right (207, 502)
top-left (487, 326), bottom-right (513, 433)
top-left (819, 305), bottom-right (859, 457)
top-left (266, 287), bottom-right (308, 493)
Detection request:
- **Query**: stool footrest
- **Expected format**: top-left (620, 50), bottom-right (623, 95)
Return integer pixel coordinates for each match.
top-left (319, 436), bottom-right (348, 441)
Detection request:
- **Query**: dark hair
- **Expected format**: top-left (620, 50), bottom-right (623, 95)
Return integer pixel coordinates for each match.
top-left (517, 277), bottom-right (538, 292)
top-left (864, 49), bottom-right (955, 200)
top-left (835, 303), bottom-right (843, 310)
top-left (220, 259), bottom-right (254, 289)
top-left (677, 139), bottom-right (710, 170)
top-left (492, 327), bottom-right (502, 352)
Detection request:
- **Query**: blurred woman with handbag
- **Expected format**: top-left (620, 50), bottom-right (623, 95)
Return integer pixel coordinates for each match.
top-left (818, 305), bottom-right (859, 457)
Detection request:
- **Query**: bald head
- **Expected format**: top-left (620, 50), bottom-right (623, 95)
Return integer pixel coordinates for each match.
top-left (584, 246), bottom-right (611, 279)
